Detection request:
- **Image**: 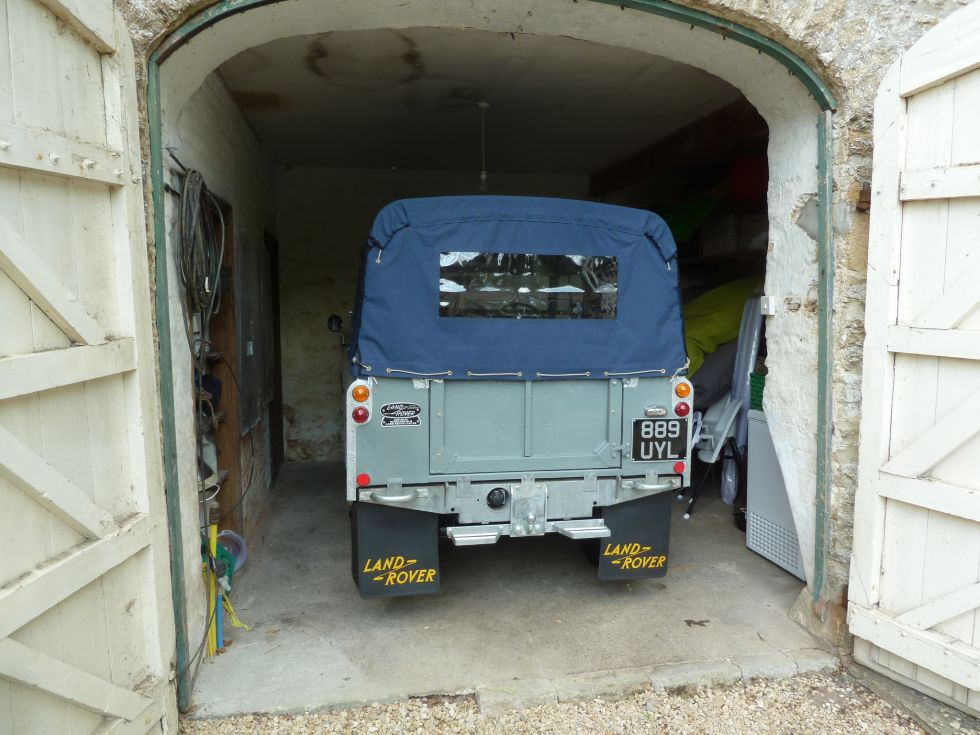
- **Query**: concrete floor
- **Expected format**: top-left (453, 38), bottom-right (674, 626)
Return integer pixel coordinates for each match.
top-left (191, 462), bottom-right (818, 717)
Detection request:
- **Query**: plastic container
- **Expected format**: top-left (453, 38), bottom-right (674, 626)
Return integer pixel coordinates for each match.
top-left (216, 530), bottom-right (248, 572)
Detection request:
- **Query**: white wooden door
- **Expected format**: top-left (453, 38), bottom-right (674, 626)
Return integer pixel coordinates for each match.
top-left (849, 0), bottom-right (980, 717)
top-left (0, 1), bottom-right (177, 733)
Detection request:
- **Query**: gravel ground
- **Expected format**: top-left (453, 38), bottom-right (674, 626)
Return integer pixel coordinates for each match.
top-left (180, 672), bottom-right (934, 734)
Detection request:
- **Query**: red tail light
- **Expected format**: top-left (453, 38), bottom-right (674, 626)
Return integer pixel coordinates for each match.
top-left (674, 402), bottom-right (690, 417)
top-left (674, 461), bottom-right (686, 474)
top-left (352, 406), bottom-right (369, 424)
top-left (356, 473), bottom-right (371, 487)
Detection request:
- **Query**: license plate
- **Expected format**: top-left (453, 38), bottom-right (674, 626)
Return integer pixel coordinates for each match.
top-left (631, 418), bottom-right (688, 462)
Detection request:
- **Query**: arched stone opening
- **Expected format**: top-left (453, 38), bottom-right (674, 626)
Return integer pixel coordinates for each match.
top-left (147, 0), bottom-right (836, 712)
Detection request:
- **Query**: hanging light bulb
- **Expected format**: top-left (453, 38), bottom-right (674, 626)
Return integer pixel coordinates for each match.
top-left (477, 101), bottom-right (490, 191)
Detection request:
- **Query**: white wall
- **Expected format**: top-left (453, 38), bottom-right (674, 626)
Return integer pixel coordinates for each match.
top-left (161, 71), bottom-right (277, 668)
top-left (276, 167), bottom-right (589, 460)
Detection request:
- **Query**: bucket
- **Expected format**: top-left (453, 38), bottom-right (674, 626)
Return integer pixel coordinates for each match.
top-left (216, 530), bottom-right (248, 572)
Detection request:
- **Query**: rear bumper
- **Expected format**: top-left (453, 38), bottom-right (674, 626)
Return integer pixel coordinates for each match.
top-left (356, 473), bottom-right (682, 527)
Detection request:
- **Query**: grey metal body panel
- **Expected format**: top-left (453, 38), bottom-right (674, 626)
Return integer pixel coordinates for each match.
top-left (345, 376), bottom-right (692, 531)
top-left (430, 378), bottom-right (622, 473)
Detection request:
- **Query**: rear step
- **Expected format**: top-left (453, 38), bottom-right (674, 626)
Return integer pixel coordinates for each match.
top-left (446, 519), bottom-right (611, 546)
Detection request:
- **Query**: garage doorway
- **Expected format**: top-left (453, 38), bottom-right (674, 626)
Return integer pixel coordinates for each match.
top-left (149, 0), bottom-right (835, 715)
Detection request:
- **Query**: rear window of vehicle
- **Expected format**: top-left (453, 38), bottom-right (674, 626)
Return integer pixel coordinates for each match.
top-left (439, 252), bottom-right (618, 320)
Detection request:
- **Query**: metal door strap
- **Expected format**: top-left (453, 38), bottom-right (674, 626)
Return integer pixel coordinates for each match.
top-left (671, 358), bottom-right (691, 380)
top-left (386, 368), bottom-right (453, 376)
top-left (603, 368), bottom-right (667, 376)
top-left (352, 356), bottom-right (373, 372)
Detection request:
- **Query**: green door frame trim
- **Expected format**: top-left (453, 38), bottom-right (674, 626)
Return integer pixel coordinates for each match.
top-left (146, 0), bottom-right (837, 710)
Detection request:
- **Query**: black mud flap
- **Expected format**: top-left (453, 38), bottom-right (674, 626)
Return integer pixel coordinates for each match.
top-left (351, 501), bottom-right (440, 598)
top-left (598, 492), bottom-right (672, 581)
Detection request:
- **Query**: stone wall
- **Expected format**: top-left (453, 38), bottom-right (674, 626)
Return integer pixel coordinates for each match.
top-left (116, 0), bottom-right (971, 646)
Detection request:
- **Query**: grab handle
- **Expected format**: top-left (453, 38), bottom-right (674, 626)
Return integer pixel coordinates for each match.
top-left (368, 489), bottom-right (417, 503)
top-left (630, 481), bottom-right (676, 492)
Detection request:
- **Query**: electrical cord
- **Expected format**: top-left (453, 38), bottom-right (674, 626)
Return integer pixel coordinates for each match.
top-left (177, 547), bottom-right (218, 679)
top-left (173, 166), bottom-right (226, 509)
top-left (177, 169), bottom-right (225, 327)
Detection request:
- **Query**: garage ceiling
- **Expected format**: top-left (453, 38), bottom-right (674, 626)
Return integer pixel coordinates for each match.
top-left (219, 27), bottom-right (743, 175)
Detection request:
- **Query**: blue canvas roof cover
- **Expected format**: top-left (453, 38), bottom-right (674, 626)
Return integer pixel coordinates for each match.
top-left (349, 196), bottom-right (687, 380)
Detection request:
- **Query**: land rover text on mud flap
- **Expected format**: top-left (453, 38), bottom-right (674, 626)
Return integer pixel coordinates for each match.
top-left (343, 196), bottom-right (691, 598)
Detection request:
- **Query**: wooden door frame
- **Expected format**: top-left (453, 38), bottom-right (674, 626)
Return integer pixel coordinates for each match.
top-left (205, 203), bottom-right (244, 534)
top-left (265, 231), bottom-right (285, 477)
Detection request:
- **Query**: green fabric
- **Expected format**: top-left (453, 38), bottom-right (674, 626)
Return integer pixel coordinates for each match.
top-left (684, 277), bottom-right (763, 376)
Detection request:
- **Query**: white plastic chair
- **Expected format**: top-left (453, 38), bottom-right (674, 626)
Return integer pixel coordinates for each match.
top-left (679, 297), bottom-right (761, 518)
top-left (679, 392), bottom-right (744, 518)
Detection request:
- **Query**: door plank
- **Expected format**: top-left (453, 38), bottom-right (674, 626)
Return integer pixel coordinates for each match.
top-left (34, 0), bottom-right (114, 53)
top-left (898, 582), bottom-right (980, 632)
top-left (0, 0), bottom-right (12, 126)
top-left (0, 515), bottom-right (150, 639)
top-left (881, 389), bottom-right (980, 479)
top-left (0, 216), bottom-right (106, 345)
top-left (912, 260), bottom-right (980, 330)
top-left (95, 679), bottom-right (167, 735)
top-left (850, 605), bottom-right (980, 689)
top-left (901, 164), bottom-right (980, 201)
top-left (0, 638), bottom-right (149, 720)
top-left (849, 60), bottom-right (905, 610)
top-left (899, 0), bottom-right (980, 96)
top-left (0, 422), bottom-right (114, 538)
top-left (888, 326), bottom-right (980, 361)
top-left (879, 472), bottom-right (980, 524)
top-left (0, 120), bottom-right (124, 186)
top-left (0, 339), bottom-right (135, 400)
top-left (951, 68), bottom-right (980, 168)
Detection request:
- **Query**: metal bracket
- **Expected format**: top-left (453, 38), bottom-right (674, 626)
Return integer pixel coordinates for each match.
top-left (583, 472), bottom-right (597, 494)
top-left (447, 525), bottom-right (504, 546)
top-left (551, 519), bottom-right (611, 540)
top-left (511, 477), bottom-right (546, 536)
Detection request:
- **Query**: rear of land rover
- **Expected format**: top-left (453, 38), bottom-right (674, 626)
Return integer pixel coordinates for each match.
top-left (343, 196), bottom-right (690, 598)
